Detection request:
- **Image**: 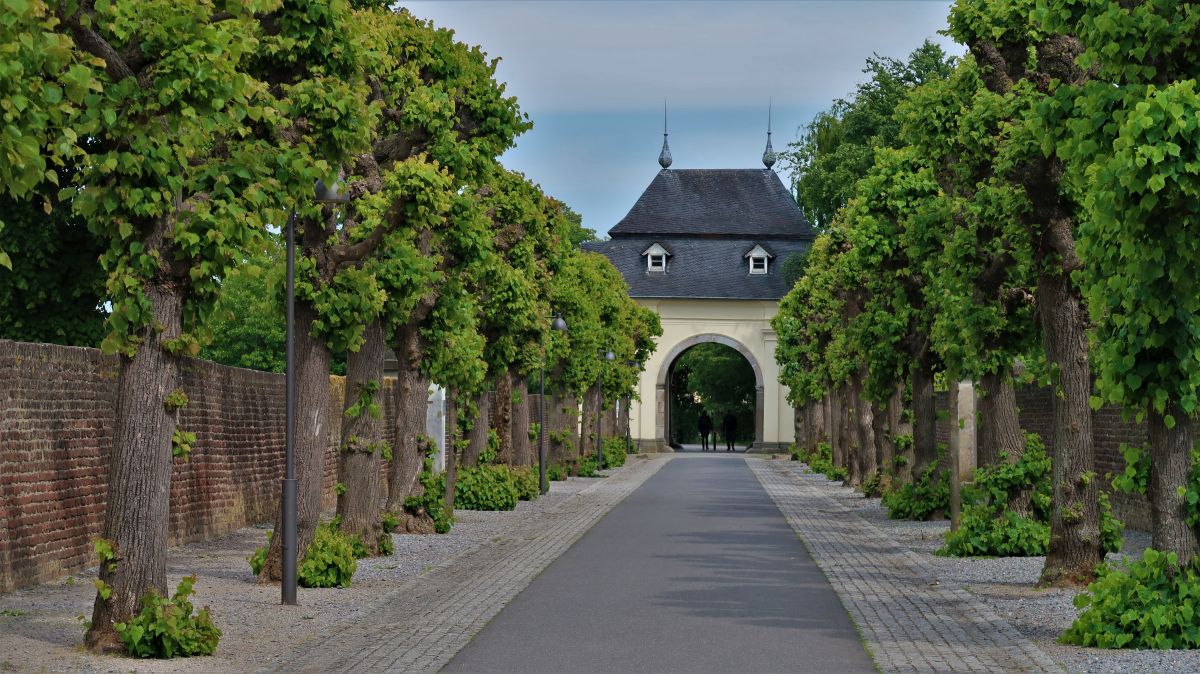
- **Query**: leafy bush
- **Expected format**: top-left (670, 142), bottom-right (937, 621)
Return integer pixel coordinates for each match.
top-left (378, 531), bottom-right (394, 556)
top-left (787, 443), bottom-right (802, 461)
top-left (114, 576), bottom-right (220, 658)
top-left (862, 471), bottom-right (886, 498)
top-left (403, 444), bottom-right (453, 533)
top-left (547, 463), bottom-right (569, 481)
top-left (248, 534), bottom-right (269, 576)
top-left (381, 511), bottom-right (400, 534)
top-left (1061, 549), bottom-right (1200, 649)
top-left (1111, 443), bottom-right (1150, 495)
top-left (577, 455), bottom-right (599, 478)
top-left (509, 466), bottom-right (540, 501)
top-left (883, 460), bottom-right (949, 520)
top-left (801, 442), bottom-right (847, 481)
top-left (940, 435), bottom-right (1122, 557)
top-left (602, 437), bottom-right (627, 468)
top-left (297, 524), bottom-right (357, 588)
top-left (455, 464), bottom-right (519, 511)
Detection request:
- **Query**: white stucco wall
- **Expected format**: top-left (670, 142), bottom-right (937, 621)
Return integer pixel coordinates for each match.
top-left (630, 298), bottom-right (794, 451)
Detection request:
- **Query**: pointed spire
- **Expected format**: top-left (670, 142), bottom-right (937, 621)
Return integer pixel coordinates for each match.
top-left (762, 99), bottom-right (777, 169)
top-left (658, 99), bottom-right (672, 169)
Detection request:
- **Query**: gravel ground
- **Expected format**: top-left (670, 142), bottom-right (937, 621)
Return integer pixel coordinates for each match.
top-left (0, 474), bottom-right (603, 673)
top-left (792, 463), bottom-right (1200, 674)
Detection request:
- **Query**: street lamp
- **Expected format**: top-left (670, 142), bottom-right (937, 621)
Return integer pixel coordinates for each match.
top-left (539, 314), bottom-right (569, 494)
top-left (596, 349), bottom-right (615, 469)
top-left (282, 179), bottom-right (351, 606)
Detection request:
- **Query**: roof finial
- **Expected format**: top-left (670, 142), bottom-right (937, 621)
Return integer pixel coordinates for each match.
top-left (658, 99), bottom-right (673, 169)
top-left (762, 99), bottom-right (777, 169)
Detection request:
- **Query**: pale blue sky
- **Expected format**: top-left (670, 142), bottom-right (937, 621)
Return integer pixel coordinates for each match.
top-left (402, 1), bottom-right (963, 236)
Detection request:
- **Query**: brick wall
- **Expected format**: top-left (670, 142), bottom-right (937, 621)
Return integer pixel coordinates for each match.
top-left (1014, 385), bottom-right (1151, 531)
top-left (0, 340), bottom-right (353, 593)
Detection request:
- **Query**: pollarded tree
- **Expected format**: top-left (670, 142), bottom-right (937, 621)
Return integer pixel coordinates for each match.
top-left (1041, 0), bottom-right (1200, 564)
top-left (948, 0), bottom-right (1104, 586)
top-left (15, 0), bottom-right (372, 650)
top-left (901, 58), bottom-right (1039, 471)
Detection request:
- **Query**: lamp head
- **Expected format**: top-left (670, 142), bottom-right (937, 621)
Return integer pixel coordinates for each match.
top-left (551, 313), bottom-right (568, 332)
top-left (604, 350), bottom-right (616, 361)
top-left (313, 179), bottom-right (351, 205)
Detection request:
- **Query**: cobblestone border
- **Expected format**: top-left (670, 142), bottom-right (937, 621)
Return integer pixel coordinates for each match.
top-left (748, 458), bottom-right (1063, 674)
top-left (262, 456), bottom-right (669, 673)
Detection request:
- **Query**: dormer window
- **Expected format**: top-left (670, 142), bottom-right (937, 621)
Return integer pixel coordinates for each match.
top-left (744, 244), bottom-right (773, 275)
top-left (641, 242), bottom-right (671, 273)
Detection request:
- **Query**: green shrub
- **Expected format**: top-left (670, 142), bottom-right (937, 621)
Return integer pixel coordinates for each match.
top-left (862, 471), bottom-right (886, 498)
top-left (547, 463), bottom-right (569, 481)
top-left (577, 455), bottom-right (599, 478)
top-left (940, 435), bottom-right (1122, 556)
top-left (787, 443), bottom-right (802, 461)
top-left (455, 464), bottom-right (519, 511)
top-left (403, 442), bottom-right (453, 533)
top-left (297, 524), bottom-right (357, 588)
top-left (1061, 549), bottom-right (1200, 649)
top-left (248, 534), bottom-right (269, 576)
top-left (380, 511), bottom-right (400, 534)
top-left (803, 442), bottom-right (846, 481)
top-left (602, 437), bottom-right (627, 469)
top-left (114, 576), bottom-right (220, 658)
top-left (882, 460), bottom-right (949, 520)
top-left (378, 531), bottom-right (394, 556)
top-left (509, 466), bottom-right (540, 501)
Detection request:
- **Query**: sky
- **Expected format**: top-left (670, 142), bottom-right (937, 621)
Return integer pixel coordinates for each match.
top-left (403, 1), bottom-right (964, 237)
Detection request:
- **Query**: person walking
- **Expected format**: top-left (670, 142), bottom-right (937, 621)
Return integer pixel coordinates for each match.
top-left (723, 412), bottom-right (737, 452)
top-left (698, 412), bottom-right (713, 451)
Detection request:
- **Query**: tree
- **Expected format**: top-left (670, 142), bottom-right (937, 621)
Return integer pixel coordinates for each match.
top-left (673, 343), bottom-right (756, 442)
top-left (0, 188), bottom-right (106, 346)
top-left (947, 0), bottom-right (1104, 586)
top-left (1041, 0), bottom-right (1200, 564)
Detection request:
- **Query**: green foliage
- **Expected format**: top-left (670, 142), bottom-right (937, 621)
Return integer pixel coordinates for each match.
top-left (455, 465), bottom-right (519, 511)
top-left (883, 461), bottom-right (949, 521)
top-left (547, 463), bottom-right (569, 482)
top-left (404, 445), bottom-right (453, 534)
top-left (171, 429), bottom-right (197, 460)
top-left (344, 380), bottom-right (381, 420)
top-left (602, 437), bottom-right (627, 469)
top-left (577, 455), bottom-right (599, 478)
top-left (509, 467), bottom-right (540, 501)
top-left (1062, 549), bottom-right (1200, 649)
top-left (795, 442), bottom-right (847, 482)
top-left (377, 531), bottom-right (394, 557)
top-left (248, 534), bottom-right (269, 577)
top-left (380, 511), bottom-right (400, 535)
top-left (113, 576), bottom-right (220, 659)
top-left (164, 389), bottom-right (189, 412)
top-left (1111, 444), bottom-right (1150, 495)
top-left (862, 471), bottom-right (886, 498)
top-left (297, 524), bottom-right (357, 589)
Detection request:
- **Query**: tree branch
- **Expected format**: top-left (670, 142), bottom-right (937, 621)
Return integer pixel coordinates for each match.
top-left (57, 7), bottom-right (136, 82)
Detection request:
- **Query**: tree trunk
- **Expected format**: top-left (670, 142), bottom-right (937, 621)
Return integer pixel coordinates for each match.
top-left (511, 371), bottom-right (532, 467)
top-left (1148, 406), bottom-right (1200, 566)
top-left (335, 320), bottom-right (385, 556)
top-left (462, 392), bottom-right (490, 467)
top-left (578, 385), bottom-right (599, 460)
top-left (1037, 271), bottom-right (1104, 587)
top-left (977, 370), bottom-right (1024, 467)
top-left (493, 370), bottom-right (514, 465)
top-left (891, 385), bottom-right (913, 485)
top-left (794, 406), bottom-right (806, 451)
top-left (872, 399), bottom-right (891, 487)
top-left (85, 284), bottom-right (182, 653)
top-left (385, 323), bottom-right (430, 513)
top-left (854, 377), bottom-right (877, 489)
top-left (845, 385), bottom-right (862, 488)
top-left (549, 390), bottom-right (577, 465)
top-left (260, 301), bottom-right (331, 583)
top-left (911, 366), bottom-right (937, 478)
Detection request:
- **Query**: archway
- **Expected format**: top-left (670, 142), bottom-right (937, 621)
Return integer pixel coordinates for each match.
top-left (655, 334), bottom-right (765, 451)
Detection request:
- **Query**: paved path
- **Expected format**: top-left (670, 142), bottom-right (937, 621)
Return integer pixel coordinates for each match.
top-left (263, 457), bottom-right (668, 673)
top-left (443, 455), bottom-right (875, 673)
top-left (751, 459), bottom-right (1062, 673)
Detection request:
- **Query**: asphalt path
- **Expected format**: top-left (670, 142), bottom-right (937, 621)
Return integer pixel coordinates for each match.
top-left (442, 455), bottom-right (876, 673)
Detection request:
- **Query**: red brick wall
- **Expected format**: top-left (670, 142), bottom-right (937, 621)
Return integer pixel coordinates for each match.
top-left (0, 340), bottom-right (350, 592)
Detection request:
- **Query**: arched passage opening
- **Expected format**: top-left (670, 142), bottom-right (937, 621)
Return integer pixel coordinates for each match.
top-left (655, 334), bottom-right (765, 451)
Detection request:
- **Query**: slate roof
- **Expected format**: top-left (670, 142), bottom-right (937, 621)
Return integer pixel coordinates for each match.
top-left (608, 169), bottom-right (814, 239)
top-left (584, 237), bottom-right (810, 300)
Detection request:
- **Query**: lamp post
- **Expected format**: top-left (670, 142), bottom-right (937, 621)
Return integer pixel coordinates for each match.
top-left (539, 313), bottom-right (569, 494)
top-left (596, 349), bottom-right (615, 469)
top-left (282, 179), bottom-right (350, 606)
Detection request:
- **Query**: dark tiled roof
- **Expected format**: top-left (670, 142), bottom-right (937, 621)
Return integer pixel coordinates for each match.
top-left (608, 169), bottom-right (814, 239)
top-left (584, 238), bottom-right (809, 300)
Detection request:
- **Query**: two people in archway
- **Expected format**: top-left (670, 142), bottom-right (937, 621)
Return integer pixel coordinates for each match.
top-left (697, 411), bottom-right (738, 452)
